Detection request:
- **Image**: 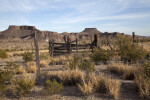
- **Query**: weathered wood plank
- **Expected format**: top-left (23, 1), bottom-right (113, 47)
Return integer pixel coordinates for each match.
top-left (34, 31), bottom-right (40, 79)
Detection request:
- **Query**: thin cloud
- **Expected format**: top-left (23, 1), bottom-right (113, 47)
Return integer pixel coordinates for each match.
top-left (52, 13), bottom-right (150, 24)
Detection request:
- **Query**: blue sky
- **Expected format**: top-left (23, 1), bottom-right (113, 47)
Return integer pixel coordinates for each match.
top-left (0, 0), bottom-right (150, 36)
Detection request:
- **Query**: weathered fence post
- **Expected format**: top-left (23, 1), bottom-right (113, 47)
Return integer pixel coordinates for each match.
top-left (106, 33), bottom-right (113, 50)
top-left (76, 37), bottom-right (78, 53)
top-left (34, 30), bottom-right (40, 80)
top-left (137, 38), bottom-right (139, 44)
top-left (91, 34), bottom-right (93, 43)
top-left (63, 35), bottom-right (67, 43)
top-left (67, 36), bottom-right (71, 54)
top-left (94, 34), bottom-right (98, 48)
top-left (106, 33), bottom-right (109, 46)
top-left (48, 41), bottom-right (51, 57)
top-left (132, 32), bottom-right (135, 44)
top-left (91, 34), bottom-right (94, 52)
top-left (48, 33), bottom-right (52, 57)
top-left (31, 41), bottom-right (34, 54)
top-left (48, 33), bottom-right (54, 57)
top-left (51, 39), bottom-right (54, 57)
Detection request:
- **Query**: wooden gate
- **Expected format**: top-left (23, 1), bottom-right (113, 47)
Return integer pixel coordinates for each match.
top-left (48, 34), bottom-right (99, 56)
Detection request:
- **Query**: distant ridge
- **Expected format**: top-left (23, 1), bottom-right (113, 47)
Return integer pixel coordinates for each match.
top-left (0, 25), bottom-right (149, 42)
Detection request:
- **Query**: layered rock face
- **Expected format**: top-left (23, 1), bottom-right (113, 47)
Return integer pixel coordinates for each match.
top-left (82, 28), bottom-right (102, 34)
top-left (0, 25), bottom-right (36, 39)
top-left (0, 25), bottom-right (59, 41)
top-left (8, 25), bottom-right (36, 30)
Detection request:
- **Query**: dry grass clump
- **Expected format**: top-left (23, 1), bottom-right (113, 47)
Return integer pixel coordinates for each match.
top-left (134, 62), bottom-right (150, 99)
top-left (40, 60), bottom-right (50, 68)
top-left (139, 42), bottom-right (150, 52)
top-left (49, 55), bottom-right (67, 65)
top-left (135, 75), bottom-right (150, 99)
top-left (77, 77), bottom-right (93, 95)
top-left (108, 62), bottom-right (136, 80)
top-left (77, 73), bottom-right (121, 99)
top-left (40, 52), bottom-right (50, 60)
top-left (89, 73), bottom-right (107, 93)
top-left (49, 54), bottom-right (74, 65)
top-left (26, 62), bottom-right (36, 73)
top-left (61, 69), bottom-right (85, 85)
top-left (15, 66), bottom-right (26, 74)
top-left (44, 68), bottom-right (85, 86)
top-left (106, 79), bottom-right (121, 99)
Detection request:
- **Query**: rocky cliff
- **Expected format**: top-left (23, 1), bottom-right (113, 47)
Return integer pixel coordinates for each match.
top-left (82, 28), bottom-right (102, 34)
top-left (0, 25), bottom-right (59, 41)
top-left (0, 25), bottom-right (147, 42)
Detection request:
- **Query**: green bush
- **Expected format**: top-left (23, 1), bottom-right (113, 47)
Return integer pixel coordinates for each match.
top-left (0, 83), bottom-right (7, 97)
top-left (0, 70), bottom-right (14, 84)
top-left (23, 52), bottom-right (34, 62)
top-left (0, 70), bottom-right (14, 97)
top-left (0, 49), bottom-right (7, 58)
top-left (89, 48), bottom-right (113, 62)
top-left (4, 49), bottom-right (9, 52)
top-left (69, 56), bottom-right (95, 73)
top-left (13, 78), bottom-right (34, 97)
top-left (79, 60), bottom-right (95, 73)
top-left (69, 56), bottom-right (83, 69)
top-left (116, 35), bottom-right (147, 63)
top-left (143, 62), bottom-right (150, 78)
top-left (43, 79), bottom-right (63, 95)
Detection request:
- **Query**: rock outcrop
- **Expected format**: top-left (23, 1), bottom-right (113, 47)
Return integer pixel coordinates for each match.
top-left (0, 25), bottom-right (59, 41)
top-left (82, 28), bottom-right (102, 34)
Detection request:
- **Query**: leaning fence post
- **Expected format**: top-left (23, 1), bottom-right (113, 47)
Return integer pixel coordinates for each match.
top-left (67, 36), bottom-right (71, 54)
top-left (34, 30), bottom-right (40, 80)
top-left (132, 32), bottom-right (135, 44)
top-left (94, 34), bottom-right (98, 48)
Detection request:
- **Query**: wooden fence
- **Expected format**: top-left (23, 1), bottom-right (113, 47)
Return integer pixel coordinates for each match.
top-left (48, 34), bottom-right (99, 56)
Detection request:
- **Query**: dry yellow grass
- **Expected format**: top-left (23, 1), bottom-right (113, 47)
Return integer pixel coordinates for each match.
top-left (106, 78), bottom-right (121, 99)
top-left (49, 54), bottom-right (74, 65)
top-left (77, 77), bottom-right (93, 95)
top-left (26, 62), bottom-right (36, 73)
top-left (22, 73), bottom-right (36, 80)
top-left (88, 73), bottom-right (106, 93)
top-left (40, 60), bottom-right (50, 68)
top-left (108, 62), bottom-right (137, 80)
top-left (135, 75), bottom-right (150, 99)
top-left (78, 73), bottom-right (121, 98)
top-left (49, 55), bottom-right (67, 65)
top-left (44, 68), bottom-right (85, 85)
top-left (15, 66), bottom-right (26, 74)
top-left (139, 42), bottom-right (150, 52)
top-left (101, 46), bottom-right (110, 50)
